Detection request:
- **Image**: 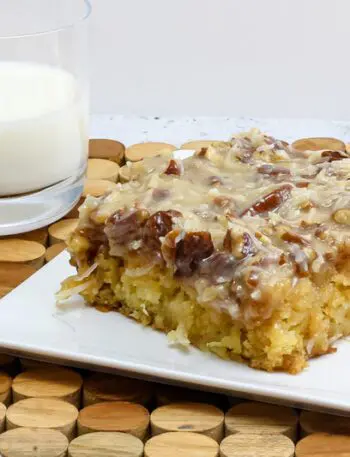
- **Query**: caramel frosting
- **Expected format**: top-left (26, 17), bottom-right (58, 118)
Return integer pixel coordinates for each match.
top-left (75, 129), bottom-right (350, 323)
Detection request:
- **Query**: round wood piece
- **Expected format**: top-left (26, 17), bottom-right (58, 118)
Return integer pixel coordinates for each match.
top-left (225, 401), bottom-right (298, 441)
top-left (87, 159), bottom-right (119, 182)
top-left (0, 286), bottom-right (12, 298)
top-left (49, 219), bottom-right (79, 245)
top-left (0, 428), bottom-right (68, 457)
top-left (0, 372), bottom-right (12, 406)
top-left (296, 432), bottom-right (350, 456)
top-left (12, 367), bottom-right (83, 407)
top-left (83, 179), bottom-right (118, 197)
top-left (156, 384), bottom-right (224, 409)
top-left (145, 431), bottom-right (219, 457)
top-left (68, 432), bottom-right (143, 457)
top-left (300, 410), bottom-right (350, 436)
top-left (89, 139), bottom-right (126, 165)
top-left (6, 398), bottom-right (79, 441)
top-left (0, 403), bottom-right (6, 432)
top-left (125, 142), bottom-right (177, 162)
top-left (78, 401), bottom-right (149, 440)
top-left (181, 140), bottom-right (219, 151)
top-left (45, 243), bottom-right (66, 262)
top-left (292, 137), bottom-right (345, 152)
top-left (220, 433), bottom-right (295, 457)
top-left (83, 373), bottom-right (153, 407)
top-left (2, 228), bottom-right (49, 246)
top-left (151, 402), bottom-right (224, 442)
top-left (0, 263), bottom-right (36, 289)
top-left (0, 240), bottom-right (45, 269)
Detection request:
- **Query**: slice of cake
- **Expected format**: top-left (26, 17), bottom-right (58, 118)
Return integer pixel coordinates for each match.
top-left (58, 129), bottom-right (350, 373)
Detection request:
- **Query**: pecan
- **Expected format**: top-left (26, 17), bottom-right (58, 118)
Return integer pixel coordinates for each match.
top-left (164, 159), bottom-right (182, 176)
top-left (279, 253), bottom-right (287, 265)
top-left (321, 150), bottom-right (349, 162)
top-left (333, 208), bottom-right (350, 225)
top-left (281, 231), bottom-right (309, 246)
top-left (175, 232), bottom-right (214, 277)
top-left (199, 252), bottom-right (238, 284)
top-left (105, 209), bottom-right (149, 245)
top-left (79, 226), bottom-right (107, 244)
top-left (295, 181), bottom-right (310, 188)
top-left (152, 188), bottom-right (170, 201)
top-left (213, 196), bottom-right (235, 209)
top-left (257, 164), bottom-right (291, 177)
top-left (195, 147), bottom-right (208, 157)
top-left (143, 211), bottom-right (181, 250)
top-left (224, 230), bottom-right (255, 259)
top-left (241, 184), bottom-right (292, 216)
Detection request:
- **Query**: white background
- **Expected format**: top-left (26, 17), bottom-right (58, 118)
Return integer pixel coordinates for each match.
top-left (90, 0), bottom-right (350, 120)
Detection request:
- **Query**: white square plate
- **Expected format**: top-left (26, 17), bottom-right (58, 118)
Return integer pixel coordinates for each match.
top-left (2, 116), bottom-right (350, 414)
top-left (1, 251), bottom-right (350, 415)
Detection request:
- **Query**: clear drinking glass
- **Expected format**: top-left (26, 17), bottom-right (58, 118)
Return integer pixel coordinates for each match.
top-left (0, 0), bottom-right (91, 235)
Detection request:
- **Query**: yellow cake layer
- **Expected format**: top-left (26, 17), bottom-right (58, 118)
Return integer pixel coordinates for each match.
top-left (60, 253), bottom-right (350, 374)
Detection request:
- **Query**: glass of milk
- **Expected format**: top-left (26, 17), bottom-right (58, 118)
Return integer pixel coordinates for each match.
top-left (0, 0), bottom-right (91, 235)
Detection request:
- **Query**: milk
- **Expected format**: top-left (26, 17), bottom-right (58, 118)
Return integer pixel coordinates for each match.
top-left (0, 62), bottom-right (87, 196)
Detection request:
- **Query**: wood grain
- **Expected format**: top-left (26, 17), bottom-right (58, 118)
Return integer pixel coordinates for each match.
top-left (45, 243), bottom-right (66, 262)
top-left (0, 372), bottom-right (12, 407)
top-left (125, 142), bottom-right (176, 162)
top-left (87, 159), bottom-right (119, 182)
top-left (225, 401), bottom-right (298, 441)
top-left (300, 410), bottom-right (350, 436)
top-left (220, 433), bottom-right (295, 457)
top-left (89, 139), bottom-right (126, 165)
top-left (296, 432), bottom-right (350, 456)
top-left (0, 263), bottom-right (36, 295)
top-left (83, 179), bottom-right (118, 197)
top-left (0, 428), bottom-right (68, 457)
top-left (6, 398), bottom-right (79, 441)
top-left (83, 373), bottom-right (153, 407)
top-left (78, 401), bottom-right (149, 440)
top-left (1, 227), bottom-right (48, 246)
top-left (144, 431), bottom-right (219, 457)
top-left (180, 140), bottom-right (219, 151)
top-left (151, 402), bottom-right (224, 442)
top-left (68, 431), bottom-right (143, 457)
top-left (12, 367), bottom-right (83, 407)
top-left (49, 219), bottom-right (78, 245)
top-left (292, 137), bottom-right (346, 152)
top-left (0, 240), bottom-right (45, 269)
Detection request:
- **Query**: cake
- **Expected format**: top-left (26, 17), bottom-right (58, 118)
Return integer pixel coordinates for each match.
top-left (58, 129), bottom-right (350, 373)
